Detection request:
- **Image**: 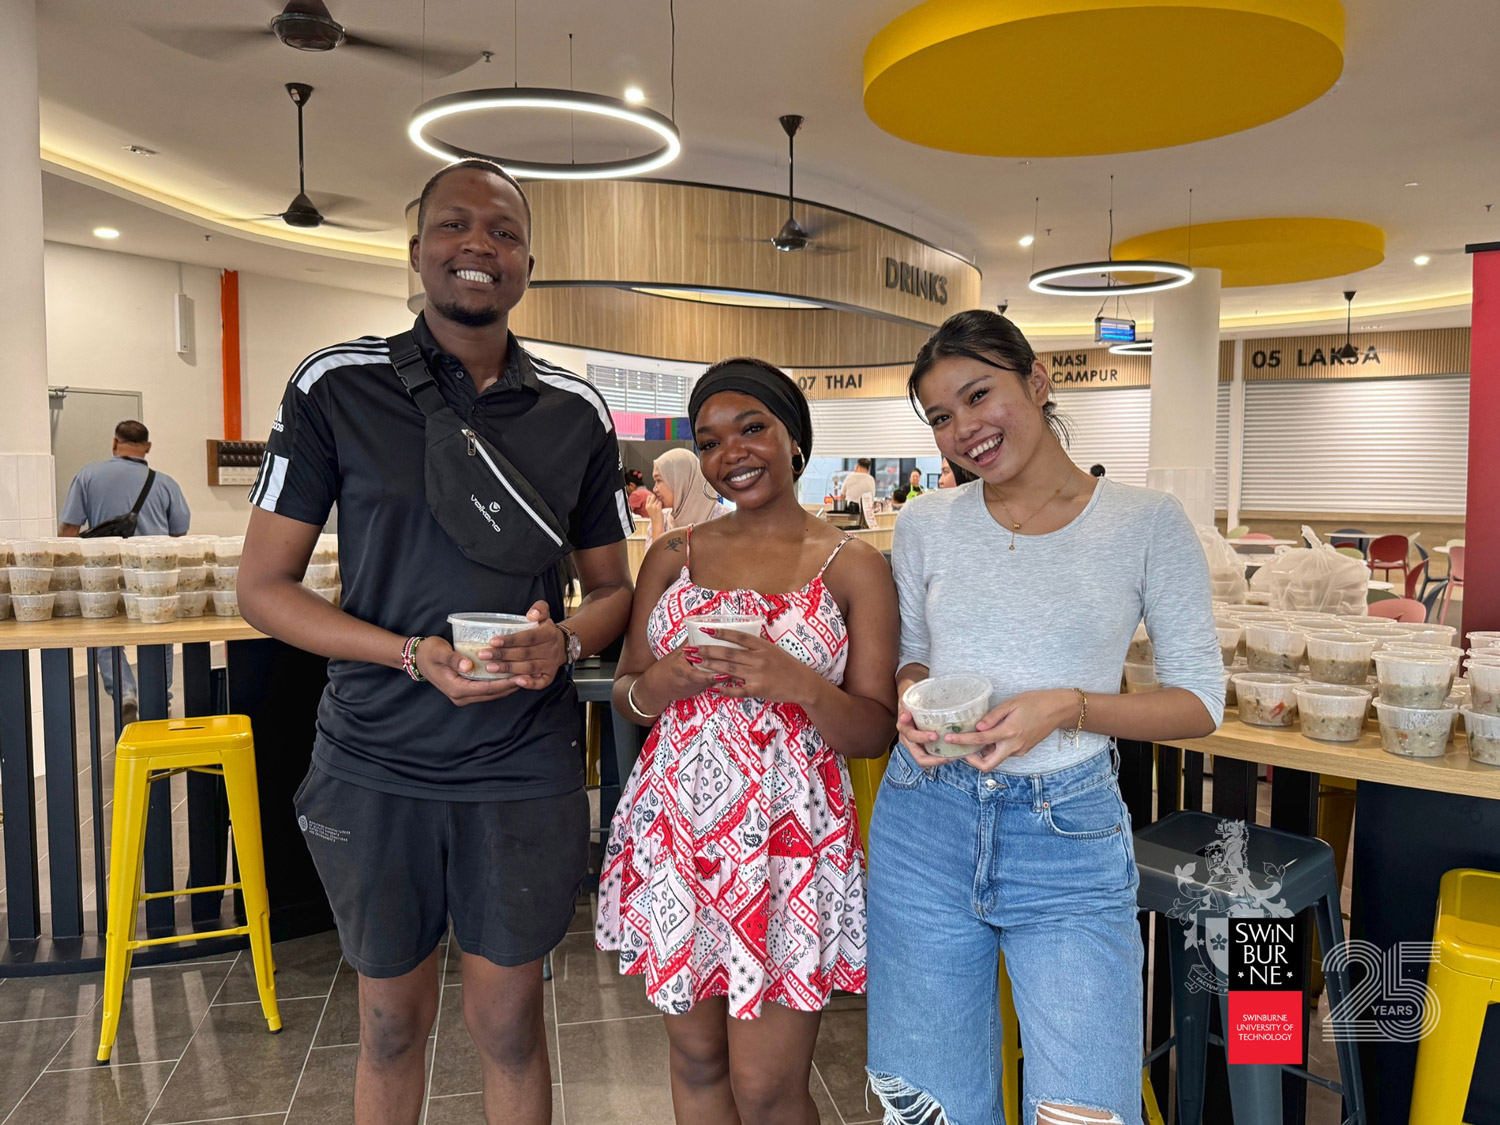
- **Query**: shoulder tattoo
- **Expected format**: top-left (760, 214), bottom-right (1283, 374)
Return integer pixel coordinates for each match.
top-left (663, 536), bottom-right (684, 553)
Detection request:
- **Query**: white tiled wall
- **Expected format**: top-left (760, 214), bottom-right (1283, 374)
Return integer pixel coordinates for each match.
top-left (0, 450), bottom-right (57, 535)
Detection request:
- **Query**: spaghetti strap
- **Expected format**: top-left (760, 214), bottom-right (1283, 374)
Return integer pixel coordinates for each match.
top-left (816, 533), bottom-right (855, 578)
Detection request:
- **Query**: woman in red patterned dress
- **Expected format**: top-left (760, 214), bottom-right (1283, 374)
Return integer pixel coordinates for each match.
top-left (597, 358), bottom-right (899, 1124)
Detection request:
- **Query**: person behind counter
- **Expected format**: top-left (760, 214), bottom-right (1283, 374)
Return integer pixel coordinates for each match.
top-left (238, 159), bottom-right (632, 1125)
top-left (839, 456), bottom-right (877, 507)
top-left (864, 309), bottom-right (1223, 1125)
top-left (623, 467), bottom-right (652, 516)
top-left (597, 358), bottom-right (899, 1124)
top-left (643, 446), bottom-right (725, 541)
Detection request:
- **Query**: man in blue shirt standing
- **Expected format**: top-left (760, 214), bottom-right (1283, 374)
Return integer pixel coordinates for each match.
top-left (59, 420), bottom-right (191, 720)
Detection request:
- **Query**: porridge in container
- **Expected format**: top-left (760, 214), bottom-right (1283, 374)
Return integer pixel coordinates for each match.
top-left (1246, 624), bottom-right (1307, 674)
top-left (79, 591), bottom-right (119, 619)
top-left (212, 566), bottom-right (239, 591)
top-left (0, 594), bottom-right (10, 620)
top-left (303, 563), bottom-right (340, 589)
top-left (0, 569), bottom-right (8, 594)
top-left (311, 535), bottom-right (338, 565)
top-left (175, 590), bottom-right (209, 618)
top-left (1467, 659), bottom-right (1500, 716)
top-left (211, 590), bottom-right (239, 617)
top-left (177, 565), bottom-right (208, 592)
top-left (1461, 709), bottom-right (1500, 766)
top-left (80, 538), bottom-right (122, 567)
top-left (0, 542), bottom-right (10, 566)
top-left (14, 540), bottom-right (51, 567)
top-left (312, 586), bottom-right (341, 607)
top-left (1224, 663), bottom-right (1248, 707)
top-left (1232, 673), bottom-right (1303, 728)
top-left (681, 614), bottom-right (765, 651)
top-left (80, 566), bottom-right (121, 592)
top-left (50, 566), bottom-right (81, 591)
top-left (1295, 684), bottom-right (1372, 742)
top-left (1374, 700), bottom-right (1455, 759)
top-left (122, 568), bottom-right (141, 593)
top-left (7, 567), bottom-right (52, 595)
top-left (1305, 633), bottom-right (1377, 685)
top-left (214, 537), bottom-right (244, 567)
top-left (903, 675), bottom-right (993, 759)
top-left (447, 613), bottom-right (534, 681)
top-left (46, 539), bottom-right (84, 568)
top-left (136, 539), bottom-right (179, 572)
top-left (1216, 624), bottom-right (1244, 667)
top-left (137, 569), bottom-right (180, 596)
top-left (174, 538), bottom-right (207, 566)
top-left (1123, 661), bottom-right (1160, 693)
top-left (53, 590), bottom-right (81, 617)
top-left (1127, 623), bottom-right (1153, 665)
top-left (122, 592), bottom-right (140, 621)
top-left (1373, 652), bottom-right (1453, 709)
top-left (136, 595), bottom-right (179, 625)
top-left (12, 593), bottom-right (55, 622)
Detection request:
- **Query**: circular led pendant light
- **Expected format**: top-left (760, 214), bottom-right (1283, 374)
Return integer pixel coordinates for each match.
top-left (1029, 260), bottom-right (1195, 296)
top-left (1109, 339), bottom-right (1154, 355)
top-left (408, 87), bottom-right (681, 179)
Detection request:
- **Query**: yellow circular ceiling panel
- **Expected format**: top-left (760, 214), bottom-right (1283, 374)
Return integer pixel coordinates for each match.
top-left (863, 0), bottom-right (1345, 156)
top-left (1113, 217), bottom-right (1384, 287)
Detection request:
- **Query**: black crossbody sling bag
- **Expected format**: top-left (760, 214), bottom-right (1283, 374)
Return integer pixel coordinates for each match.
top-left (82, 468), bottom-right (157, 538)
top-left (385, 332), bottom-right (572, 576)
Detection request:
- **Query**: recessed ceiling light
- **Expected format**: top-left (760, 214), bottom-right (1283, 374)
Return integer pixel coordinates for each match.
top-left (1414, 254), bottom-right (1431, 266)
top-left (92, 227), bottom-right (120, 240)
top-left (1403, 181), bottom-right (1420, 188)
top-left (1019, 234), bottom-right (1035, 247)
top-left (623, 86), bottom-right (645, 104)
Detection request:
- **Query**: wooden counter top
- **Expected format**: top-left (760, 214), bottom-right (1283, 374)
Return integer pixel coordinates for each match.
top-left (1168, 708), bottom-right (1500, 800)
top-left (0, 614), bottom-right (266, 651)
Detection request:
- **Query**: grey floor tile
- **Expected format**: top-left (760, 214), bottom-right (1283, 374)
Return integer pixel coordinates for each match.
top-left (312, 964), bottom-right (360, 1049)
top-left (144, 995), bottom-right (325, 1123)
top-left (0, 971), bottom-right (103, 1022)
top-left (810, 1004), bottom-right (871, 1124)
top-left (284, 1043), bottom-right (357, 1125)
top-left (216, 929), bottom-right (342, 1005)
top-left (423, 1085), bottom-right (563, 1124)
top-left (809, 1064), bottom-right (845, 1124)
top-left (550, 932), bottom-right (659, 1025)
top-left (50, 959), bottom-right (235, 1069)
top-left (556, 1015), bottom-right (672, 1125)
top-left (428, 979), bottom-right (560, 1097)
top-left (566, 896), bottom-right (596, 934)
top-left (8, 1058), bottom-right (174, 1124)
top-left (0, 1017), bottom-right (84, 1121)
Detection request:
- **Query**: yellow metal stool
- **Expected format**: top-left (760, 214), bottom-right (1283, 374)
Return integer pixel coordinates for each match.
top-left (98, 716), bottom-right (280, 1062)
top-left (1410, 867), bottom-right (1500, 1123)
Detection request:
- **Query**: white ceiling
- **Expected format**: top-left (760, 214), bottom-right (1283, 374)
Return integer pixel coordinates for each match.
top-left (34, 0), bottom-right (1500, 336)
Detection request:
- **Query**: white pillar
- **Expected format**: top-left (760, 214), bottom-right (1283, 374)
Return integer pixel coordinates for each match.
top-left (1227, 337), bottom-right (1246, 531)
top-left (1147, 266), bottom-right (1221, 526)
top-left (0, 0), bottom-right (55, 535)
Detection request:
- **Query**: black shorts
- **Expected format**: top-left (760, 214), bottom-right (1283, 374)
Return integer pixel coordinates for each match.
top-left (293, 766), bottom-right (589, 978)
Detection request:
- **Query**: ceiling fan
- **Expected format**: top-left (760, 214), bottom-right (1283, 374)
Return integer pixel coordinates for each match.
top-left (759, 115), bottom-right (849, 254)
top-left (252, 83), bottom-right (388, 231)
top-left (141, 0), bottom-right (481, 76)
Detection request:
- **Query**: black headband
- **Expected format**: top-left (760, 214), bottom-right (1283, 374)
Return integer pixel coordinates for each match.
top-left (688, 362), bottom-right (813, 466)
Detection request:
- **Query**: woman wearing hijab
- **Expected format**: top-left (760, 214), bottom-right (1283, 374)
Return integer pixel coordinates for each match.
top-left (597, 357), bottom-right (899, 1125)
top-left (645, 446), bottom-right (725, 541)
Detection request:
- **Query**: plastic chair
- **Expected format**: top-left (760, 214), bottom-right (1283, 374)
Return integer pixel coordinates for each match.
top-left (1134, 811), bottom-right (1365, 1125)
top-left (1241, 532), bottom-right (1275, 541)
top-left (1330, 528), bottom-right (1369, 558)
top-left (845, 753), bottom-right (887, 860)
top-left (1227, 525), bottom-right (1250, 539)
top-left (1409, 868), bottom-right (1500, 1122)
top-left (1368, 534), bottom-right (1411, 585)
top-left (1408, 543), bottom-right (1440, 602)
top-left (99, 716), bottom-right (280, 1061)
top-left (1440, 545), bottom-right (1465, 625)
top-left (1367, 597), bottom-right (1427, 623)
top-left (1334, 546), bottom-right (1365, 560)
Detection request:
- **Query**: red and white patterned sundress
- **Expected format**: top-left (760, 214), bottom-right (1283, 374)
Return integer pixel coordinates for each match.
top-left (595, 528), bottom-right (868, 1019)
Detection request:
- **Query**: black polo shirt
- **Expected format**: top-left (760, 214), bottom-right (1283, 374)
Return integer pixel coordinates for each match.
top-left (251, 314), bottom-right (631, 800)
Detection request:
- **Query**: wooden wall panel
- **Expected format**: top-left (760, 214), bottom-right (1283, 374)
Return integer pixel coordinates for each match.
top-left (1240, 327), bottom-right (1470, 381)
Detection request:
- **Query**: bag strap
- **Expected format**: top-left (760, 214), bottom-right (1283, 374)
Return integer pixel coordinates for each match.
top-left (129, 469), bottom-right (157, 517)
top-left (387, 331), bottom-right (452, 419)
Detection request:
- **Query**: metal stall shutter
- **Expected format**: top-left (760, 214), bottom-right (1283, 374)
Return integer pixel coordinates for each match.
top-left (1215, 383), bottom-right (1231, 510)
top-left (1050, 387), bottom-right (1152, 486)
top-left (1240, 375), bottom-right (1470, 514)
top-left (807, 398), bottom-right (944, 458)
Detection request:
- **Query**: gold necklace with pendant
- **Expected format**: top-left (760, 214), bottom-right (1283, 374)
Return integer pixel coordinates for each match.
top-left (987, 472), bottom-right (1075, 550)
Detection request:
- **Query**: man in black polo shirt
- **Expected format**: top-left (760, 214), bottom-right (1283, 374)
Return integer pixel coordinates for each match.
top-left (239, 160), bottom-right (632, 1125)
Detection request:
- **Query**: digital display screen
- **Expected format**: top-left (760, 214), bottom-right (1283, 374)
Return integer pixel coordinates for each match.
top-left (1095, 316), bottom-right (1136, 343)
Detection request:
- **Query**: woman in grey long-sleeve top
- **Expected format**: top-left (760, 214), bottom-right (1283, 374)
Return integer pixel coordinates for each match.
top-left (865, 310), bottom-right (1224, 1125)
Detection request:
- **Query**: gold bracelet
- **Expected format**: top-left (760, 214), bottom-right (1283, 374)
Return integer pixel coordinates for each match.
top-left (1071, 687), bottom-right (1088, 749)
top-left (626, 676), bottom-right (661, 722)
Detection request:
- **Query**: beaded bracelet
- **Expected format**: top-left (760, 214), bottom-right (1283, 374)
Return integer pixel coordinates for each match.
top-left (401, 635), bottom-right (428, 683)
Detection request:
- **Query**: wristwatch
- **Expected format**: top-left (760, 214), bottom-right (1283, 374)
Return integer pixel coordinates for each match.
top-left (556, 622), bottom-right (582, 667)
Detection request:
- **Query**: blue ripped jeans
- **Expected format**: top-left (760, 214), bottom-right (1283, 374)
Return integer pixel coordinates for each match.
top-left (866, 746), bottom-right (1143, 1125)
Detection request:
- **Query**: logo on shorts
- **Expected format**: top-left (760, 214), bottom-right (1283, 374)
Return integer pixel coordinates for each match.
top-left (299, 816), bottom-right (350, 844)
top-left (297, 814), bottom-right (308, 832)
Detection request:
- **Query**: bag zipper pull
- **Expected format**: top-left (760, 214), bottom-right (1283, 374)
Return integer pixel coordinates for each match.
top-left (462, 428), bottom-right (477, 456)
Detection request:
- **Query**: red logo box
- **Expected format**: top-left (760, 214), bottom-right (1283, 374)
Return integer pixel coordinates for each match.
top-left (1227, 990), bottom-right (1303, 1065)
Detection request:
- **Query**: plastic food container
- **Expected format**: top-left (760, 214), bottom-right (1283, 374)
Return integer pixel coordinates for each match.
top-left (135, 539), bottom-right (179, 571)
top-left (1305, 633), bottom-right (1377, 686)
top-left (175, 565), bottom-right (208, 592)
top-left (681, 613), bottom-right (765, 651)
top-left (52, 589), bottom-right (81, 617)
top-left (1123, 661), bottom-right (1160, 693)
top-left (1373, 652), bottom-right (1453, 709)
top-left (1246, 624), bottom-right (1307, 674)
top-left (50, 565), bottom-right (82, 591)
top-left (0, 542), bottom-right (11, 567)
top-left (12, 593), bottom-right (55, 622)
top-left (903, 674), bottom-right (993, 759)
top-left (79, 565), bottom-right (121, 592)
top-left (1295, 684), bottom-right (1372, 743)
top-left (136, 568), bottom-right (179, 595)
top-left (122, 568), bottom-right (142, 593)
top-left (136, 595), bottom-right (179, 625)
top-left (1405, 625), bottom-right (1458, 646)
top-left (1232, 673), bottom-right (1303, 728)
top-left (1216, 624), bottom-right (1244, 667)
top-left (1384, 644), bottom-right (1462, 682)
top-left (310, 534), bottom-right (338, 564)
top-left (447, 612), bottom-right (535, 681)
top-left (214, 537), bottom-right (244, 567)
top-left (211, 589), bottom-right (239, 617)
top-left (122, 592), bottom-right (140, 621)
top-left (78, 591), bottom-right (120, 619)
top-left (174, 538), bottom-right (207, 566)
top-left (1336, 614), bottom-right (1376, 628)
top-left (312, 585), bottom-right (340, 607)
top-left (1462, 709), bottom-right (1500, 766)
top-left (1468, 631), bottom-right (1500, 651)
top-left (1374, 700), bottom-right (1455, 759)
top-left (0, 593), bottom-right (10, 620)
top-left (212, 565), bottom-right (239, 591)
top-left (175, 590), bottom-right (209, 618)
top-left (46, 538), bottom-right (84, 567)
top-left (80, 538), bottom-right (122, 566)
top-left (302, 563), bottom-right (341, 589)
top-left (0, 568), bottom-right (8, 593)
top-left (13, 540), bottom-right (51, 567)
top-left (1127, 623), bottom-right (1153, 665)
top-left (7, 566), bottom-right (52, 595)
top-left (1224, 663), bottom-right (1248, 707)
top-left (1467, 660), bottom-right (1500, 716)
